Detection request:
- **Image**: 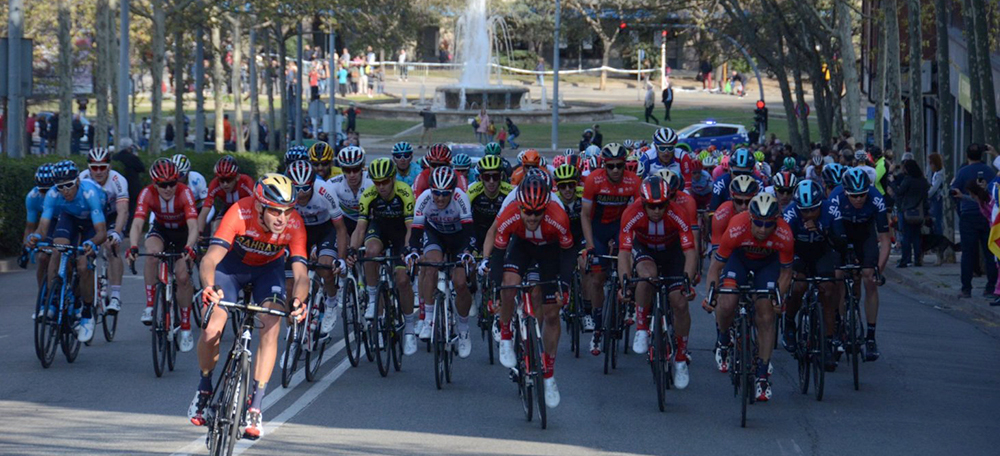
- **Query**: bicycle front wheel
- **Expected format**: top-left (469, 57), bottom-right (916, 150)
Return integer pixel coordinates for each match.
top-left (305, 322), bottom-right (326, 382)
top-left (739, 315), bottom-right (751, 428)
top-left (811, 302), bottom-right (825, 402)
top-left (848, 299), bottom-right (862, 391)
top-left (652, 299), bottom-right (667, 412)
top-left (342, 276), bottom-right (362, 367)
top-left (37, 280), bottom-right (60, 368)
top-left (796, 309), bottom-right (810, 395)
top-left (528, 318), bottom-right (547, 429)
top-left (374, 284), bottom-right (392, 377)
top-left (151, 284), bottom-right (168, 377)
top-left (280, 324), bottom-right (300, 388)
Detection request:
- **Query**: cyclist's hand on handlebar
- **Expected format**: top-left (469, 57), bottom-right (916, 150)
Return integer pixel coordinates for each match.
top-left (333, 259), bottom-right (347, 276)
top-left (459, 252), bottom-right (475, 266)
top-left (109, 230), bottom-right (122, 246)
top-left (477, 259), bottom-right (490, 276)
top-left (126, 245), bottom-right (139, 262)
top-left (202, 285), bottom-right (223, 307)
top-left (404, 249), bottom-right (420, 268)
top-left (25, 232), bottom-right (41, 249)
top-left (184, 245), bottom-right (198, 262)
top-left (345, 248), bottom-right (358, 268)
top-left (82, 240), bottom-right (97, 256)
top-left (289, 297), bottom-right (306, 323)
top-left (701, 297), bottom-right (715, 313)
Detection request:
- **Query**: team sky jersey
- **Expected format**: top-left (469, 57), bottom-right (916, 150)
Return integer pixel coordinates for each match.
top-left (412, 168), bottom-right (468, 197)
top-left (358, 180), bottom-right (415, 224)
top-left (711, 200), bottom-right (740, 247)
top-left (714, 211), bottom-right (794, 266)
top-left (211, 197), bottom-right (308, 266)
top-left (827, 185), bottom-right (890, 235)
top-left (493, 200), bottom-right (574, 249)
top-left (782, 200), bottom-right (843, 245)
top-left (709, 172), bottom-right (765, 212)
top-left (80, 169), bottom-right (129, 213)
top-left (327, 173), bottom-right (373, 221)
top-left (412, 188), bottom-right (473, 234)
top-left (203, 174), bottom-right (255, 211)
top-left (582, 168), bottom-right (642, 224)
top-left (26, 187), bottom-right (49, 224)
top-left (295, 179), bottom-right (344, 226)
top-left (396, 163), bottom-right (422, 187)
top-left (41, 180), bottom-right (107, 223)
top-left (619, 199), bottom-right (695, 252)
top-left (185, 170), bottom-right (209, 202)
top-left (467, 181), bottom-right (514, 233)
top-left (134, 183), bottom-right (198, 230)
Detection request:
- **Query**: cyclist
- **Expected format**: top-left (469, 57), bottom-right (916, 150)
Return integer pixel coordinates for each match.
top-left (327, 145), bottom-right (373, 236)
top-left (640, 127), bottom-right (681, 179)
top-left (755, 151), bottom-right (772, 177)
top-left (822, 163), bottom-right (845, 197)
top-left (704, 193), bottom-right (793, 402)
top-left (709, 147), bottom-right (759, 212)
top-left (413, 144), bottom-right (468, 196)
top-left (828, 168), bottom-right (890, 361)
top-left (190, 174), bottom-right (308, 440)
top-left (126, 159), bottom-right (199, 351)
top-left (782, 179), bottom-right (843, 371)
top-left (581, 143), bottom-right (642, 355)
top-left (468, 155), bottom-right (514, 253)
top-left (620, 176), bottom-right (698, 388)
top-left (198, 155), bottom-right (254, 234)
top-left (25, 161), bottom-right (108, 343)
top-left (347, 158), bottom-right (419, 354)
top-left (482, 142), bottom-right (513, 180)
top-left (483, 175), bottom-right (576, 408)
top-left (172, 154), bottom-right (209, 208)
top-left (286, 160), bottom-right (349, 335)
top-left (391, 141), bottom-right (422, 187)
top-left (408, 167), bottom-right (477, 357)
top-left (453, 153), bottom-right (473, 183)
top-left (282, 145), bottom-right (310, 172)
top-left (510, 149), bottom-right (548, 186)
top-left (711, 176), bottom-right (760, 251)
top-left (308, 141), bottom-right (337, 181)
top-left (24, 164), bottom-right (57, 293)
top-left (79, 148), bottom-right (129, 314)
top-left (769, 171), bottom-right (798, 212)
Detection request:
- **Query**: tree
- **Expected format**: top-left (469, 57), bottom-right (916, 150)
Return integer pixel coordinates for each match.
top-left (970, 0), bottom-right (998, 147)
top-left (564, 0), bottom-right (629, 90)
top-left (835, 0), bottom-right (861, 142)
top-left (884, 0), bottom-right (905, 153)
top-left (57, 0), bottom-right (72, 157)
top-left (935, 0), bottom-right (954, 161)
top-left (907, 0), bottom-right (923, 161)
top-left (95, 0), bottom-right (111, 148)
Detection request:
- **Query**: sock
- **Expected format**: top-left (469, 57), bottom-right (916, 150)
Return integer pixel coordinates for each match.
top-left (635, 306), bottom-right (649, 331)
top-left (717, 328), bottom-right (731, 347)
top-left (81, 302), bottom-right (93, 319)
top-left (542, 352), bottom-right (555, 379)
top-left (675, 336), bottom-right (689, 362)
top-left (500, 319), bottom-right (513, 340)
top-left (424, 304), bottom-right (436, 325)
top-left (249, 382), bottom-right (267, 410)
top-left (110, 285), bottom-right (121, 300)
top-left (198, 370), bottom-right (213, 393)
top-left (866, 323), bottom-right (876, 341)
top-left (756, 358), bottom-right (769, 379)
top-left (366, 286), bottom-right (377, 304)
top-left (592, 307), bottom-right (604, 331)
top-left (582, 299), bottom-right (592, 314)
top-left (324, 295), bottom-right (337, 312)
top-left (418, 300), bottom-right (425, 320)
top-left (180, 306), bottom-right (191, 330)
top-left (457, 315), bottom-right (470, 334)
top-left (145, 285), bottom-right (155, 308)
top-left (404, 311), bottom-right (417, 334)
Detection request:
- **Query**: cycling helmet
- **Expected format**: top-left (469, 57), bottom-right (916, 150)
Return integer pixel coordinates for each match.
top-left (526, 167), bottom-right (553, 190)
top-left (254, 173), bottom-right (295, 209)
top-left (35, 163), bottom-right (55, 189)
top-left (652, 127), bottom-right (678, 149)
top-left (623, 139), bottom-right (635, 150)
top-left (656, 169), bottom-right (684, 195)
top-left (149, 158), bottom-right (179, 183)
top-left (638, 140), bottom-right (649, 149)
top-left (702, 156), bottom-right (719, 168)
top-left (453, 153), bottom-right (472, 170)
top-left (730, 175), bottom-right (760, 198)
top-left (308, 141), bottom-right (335, 163)
top-left (552, 155), bottom-right (566, 168)
top-left (337, 145), bottom-right (366, 168)
top-left (811, 155), bottom-right (824, 167)
top-left (87, 147), bottom-right (111, 164)
top-left (854, 150), bottom-right (869, 164)
top-left (214, 155), bottom-right (239, 178)
top-left (640, 176), bottom-right (670, 205)
top-left (720, 154), bottom-right (731, 171)
top-left (601, 143), bottom-right (628, 161)
top-left (772, 171), bottom-right (798, 190)
top-left (582, 156), bottom-right (599, 174)
top-left (554, 163), bottom-right (579, 183)
top-left (368, 157), bottom-right (396, 181)
top-left (732, 147), bottom-right (755, 169)
top-left (484, 142), bottom-right (503, 156)
top-left (477, 155), bottom-right (503, 173)
top-left (285, 159), bottom-right (315, 186)
top-left (516, 174), bottom-right (551, 211)
top-left (690, 159), bottom-right (704, 176)
top-left (539, 156), bottom-right (548, 168)
top-left (822, 163), bottom-right (844, 186)
top-left (427, 143), bottom-right (452, 164)
top-left (753, 151), bottom-right (765, 164)
top-left (843, 167), bottom-right (870, 195)
top-left (284, 145), bottom-right (309, 165)
top-left (521, 149), bottom-right (541, 167)
top-left (749, 193), bottom-right (780, 220)
top-left (635, 159), bottom-right (646, 177)
top-left (53, 160), bottom-right (79, 182)
top-left (782, 156), bottom-right (797, 171)
top-left (795, 180), bottom-right (824, 210)
top-left (625, 155), bottom-right (640, 174)
top-left (563, 148), bottom-right (577, 157)
top-left (584, 144), bottom-right (601, 157)
top-left (171, 154), bottom-right (192, 175)
top-left (429, 166), bottom-right (457, 191)
top-left (391, 141), bottom-right (414, 156)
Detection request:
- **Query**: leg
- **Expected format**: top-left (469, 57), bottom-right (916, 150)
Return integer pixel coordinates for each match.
top-left (977, 224), bottom-right (998, 292)
top-left (754, 297), bottom-right (776, 364)
top-left (959, 217), bottom-right (975, 294)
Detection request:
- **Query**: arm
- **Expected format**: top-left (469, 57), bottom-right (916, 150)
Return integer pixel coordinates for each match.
top-left (350, 219), bottom-right (369, 250)
top-left (199, 244), bottom-right (227, 291)
top-left (129, 215), bottom-right (146, 252)
top-left (290, 261), bottom-right (310, 306)
top-left (113, 200), bottom-right (129, 240)
top-left (618, 253), bottom-right (633, 284)
top-left (185, 218), bottom-right (199, 249)
top-left (877, 232), bottom-right (891, 272)
top-left (778, 267), bottom-right (793, 297)
top-left (581, 200), bottom-right (596, 250)
top-left (197, 206), bottom-right (212, 234)
top-left (705, 257), bottom-right (725, 291)
top-left (333, 219), bottom-right (349, 258)
top-left (682, 249), bottom-right (698, 282)
top-left (482, 219), bottom-right (499, 258)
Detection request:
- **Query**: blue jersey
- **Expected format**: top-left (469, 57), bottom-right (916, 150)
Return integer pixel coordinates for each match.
top-left (709, 172), bottom-right (764, 212)
top-left (41, 180), bottom-right (107, 224)
top-left (396, 162), bottom-right (422, 187)
top-left (782, 200), bottom-right (842, 245)
top-left (26, 187), bottom-right (49, 224)
top-left (639, 149), bottom-right (681, 179)
top-left (827, 185), bottom-right (889, 236)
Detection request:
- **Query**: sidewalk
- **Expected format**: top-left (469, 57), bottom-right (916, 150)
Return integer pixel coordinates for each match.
top-left (884, 252), bottom-right (1000, 325)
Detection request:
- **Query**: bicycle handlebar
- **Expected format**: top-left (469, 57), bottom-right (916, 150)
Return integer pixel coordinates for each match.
top-left (498, 279), bottom-right (565, 292)
top-left (216, 300), bottom-right (289, 317)
top-left (129, 251), bottom-right (186, 275)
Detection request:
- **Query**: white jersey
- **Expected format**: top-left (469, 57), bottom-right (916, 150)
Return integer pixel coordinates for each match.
top-left (296, 179), bottom-right (344, 226)
top-left (499, 188), bottom-right (566, 213)
top-left (856, 165), bottom-right (877, 184)
top-left (80, 169), bottom-right (129, 213)
top-left (327, 173), bottom-right (373, 221)
top-left (412, 188), bottom-right (472, 234)
top-left (185, 171), bottom-right (209, 202)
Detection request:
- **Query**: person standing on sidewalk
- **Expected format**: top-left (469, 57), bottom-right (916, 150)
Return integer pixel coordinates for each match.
top-left (661, 83), bottom-right (673, 122)
top-left (950, 143), bottom-right (997, 299)
top-left (643, 84), bottom-right (659, 125)
top-left (398, 49), bottom-right (408, 81)
top-left (928, 153), bottom-right (946, 236)
top-left (419, 108), bottom-right (436, 149)
top-left (894, 159), bottom-right (929, 268)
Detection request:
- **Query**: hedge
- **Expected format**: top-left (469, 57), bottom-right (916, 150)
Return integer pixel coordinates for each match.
top-left (0, 151), bottom-right (283, 256)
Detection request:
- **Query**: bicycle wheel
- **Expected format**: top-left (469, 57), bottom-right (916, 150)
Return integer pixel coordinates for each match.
top-left (517, 320), bottom-right (533, 422)
top-left (228, 354), bottom-right (252, 454)
top-left (739, 314), bottom-right (751, 428)
top-left (34, 280), bottom-right (52, 364)
top-left (101, 295), bottom-right (118, 342)
top-left (374, 285), bottom-right (391, 377)
top-left (848, 298), bottom-right (862, 391)
top-left (665, 305), bottom-right (677, 391)
top-left (572, 274), bottom-right (582, 359)
top-left (652, 297), bottom-right (667, 412)
top-left (528, 318), bottom-right (546, 429)
top-left (391, 290), bottom-right (405, 372)
top-left (342, 276), bottom-right (362, 367)
top-left (40, 284), bottom-right (64, 368)
top-left (306, 320), bottom-right (326, 382)
top-left (811, 302), bottom-right (825, 402)
top-left (280, 323), bottom-right (300, 388)
top-left (61, 299), bottom-right (82, 363)
top-left (151, 284), bottom-right (167, 377)
top-left (622, 300), bottom-right (632, 356)
top-left (602, 289), bottom-right (615, 375)
top-left (166, 298), bottom-right (179, 372)
top-left (796, 309), bottom-right (810, 395)
top-left (434, 295), bottom-right (446, 390)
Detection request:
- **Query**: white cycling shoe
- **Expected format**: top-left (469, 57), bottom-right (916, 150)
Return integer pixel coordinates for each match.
top-left (499, 340), bottom-right (516, 368)
top-left (632, 330), bottom-right (649, 354)
top-left (457, 331), bottom-right (472, 359)
top-left (75, 317), bottom-right (95, 343)
top-left (403, 334), bottom-right (418, 356)
top-left (106, 297), bottom-right (122, 314)
top-left (179, 330), bottom-right (195, 353)
top-left (544, 377), bottom-right (560, 408)
top-left (672, 360), bottom-right (690, 389)
top-left (321, 307), bottom-right (339, 334)
top-left (363, 300), bottom-right (377, 320)
top-left (582, 315), bottom-right (596, 332)
top-left (140, 306), bottom-right (154, 325)
top-left (418, 319), bottom-right (433, 341)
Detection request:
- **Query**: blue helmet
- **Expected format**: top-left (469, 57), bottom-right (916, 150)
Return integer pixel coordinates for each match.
top-left (35, 163), bottom-right (56, 189)
top-left (392, 142), bottom-right (414, 156)
top-left (53, 160), bottom-right (79, 183)
top-left (822, 163), bottom-right (844, 187)
top-left (284, 145), bottom-right (309, 165)
top-left (732, 147), bottom-right (755, 169)
top-left (843, 168), bottom-right (871, 195)
top-left (453, 153), bottom-right (472, 170)
top-left (795, 179), bottom-right (824, 209)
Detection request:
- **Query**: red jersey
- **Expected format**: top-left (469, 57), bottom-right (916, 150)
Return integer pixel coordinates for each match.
top-left (711, 201), bottom-right (738, 246)
top-left (673, 190), bottom-right (699, 230)
top-left (678, 154), bottom-right (697, 190)
top-left (134, 183), bottom-right (198, 230)
top-left (210, 197), bottom-right (308, 266)
top-left (494, 200), bottom-right (574, 249)
top-left (714, 211), bottom-right (794, 266)
top-left (412, 168), bottom-right (468, 198)
top-left (582, 169), bottom-right (642, 224)
top-left (203, 174), bottom-right (255, 211)
top-left (619, 199), bottom-right (695, 252)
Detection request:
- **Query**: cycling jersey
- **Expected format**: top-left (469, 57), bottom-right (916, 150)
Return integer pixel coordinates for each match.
top-left (827, 185), bottom-right (890, 235)
top-left (714, 212), bottom-right (794, 266)
top-left (673, 190), bottom-right (700, 231)
top-left (203, 174), bottom-right (255, 211)
top-left (134, 183), bottom-right (198, 230)
top-left (412, 168), bottom-right (469, 197)
top-left (782, 200), bottom-right (842, 245)
top-left (41, 180), bottom-right (107, 224)
top-left (410, 188), bottom-right (473, 252)
top-left (494, 200), bottom-right (574, 249)
top-left (709, 173), bottom-right (764, 212)
top-left (783, 200), bottom-right (843, 276)
top-left (711, 200), bottom-right (740, 248)
top-left (557, 187), bottom-right (585, 246)
top-left (395, 162), bottom-right (422, 187)
top-left (211, 197), bottom-right (308, 266)
top-left (619, 199), bottom-right (695, 252)
top-left (80, 169), bottom-right (129, 214)
top-left (640, 149), bottom-right (681, 179)
top-left (295, 179), bottom-right (344, 226)
top-left (690, 172), bottom-right (713, 209)
top-left (358, 180), bottom-right (415, 224)
top-left (327, 173), bottom-right (373, 221)
top-left (25, 187), bottom-right (49, 224)
top-left (468, 181), bottom-right (514, 236)
top-left (185, 170), bottom-right (209, 202)
top-left (582, 168), bottom-right (642, 224)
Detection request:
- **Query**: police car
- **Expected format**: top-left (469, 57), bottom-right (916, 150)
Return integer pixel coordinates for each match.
top-left (676, 120), bottom-right (749, 151)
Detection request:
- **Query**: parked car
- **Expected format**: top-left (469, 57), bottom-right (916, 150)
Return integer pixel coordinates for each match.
top-left (676, 121), bottom-right (749, 151)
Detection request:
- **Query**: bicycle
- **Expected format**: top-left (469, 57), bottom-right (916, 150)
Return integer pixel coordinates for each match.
top-left (792, 276), bottom-right (842, 402)
top-left (416, 260), bottom-right (470, 389)
top-left (132, 252), bottom-right (187, 378)
top-left (588, 252), bottom-right (627, 374)
top-left (837, 260), bottom-right (878, 392)
top-left (626, 275), bottom-right (690, 412)
top-left (358, 253), bottom-right (406, 377)
top-left (91, 247), bottom-right (118, 342)
top-left (476, 274), bottom-right (497, 365)
top-left (203, 297), bottom-right (288, 455)
top-left (706, 272), bottom-right (782, 428)
top-left (33, 242), bottom-right (94, 368)
top-left (499, 279), bottom-right (563, 430)
top-left (342, 255), bottom-right (371, 368)
top-left (562, 268), bottom-right (584, 359)
top-left (280, 261), bottom-right (335, 387)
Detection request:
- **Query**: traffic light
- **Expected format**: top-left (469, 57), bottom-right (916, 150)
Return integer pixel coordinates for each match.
top-left (753, 101), bottom-right (769, 131)
top-left (619, 22), bottom-right (627, 31)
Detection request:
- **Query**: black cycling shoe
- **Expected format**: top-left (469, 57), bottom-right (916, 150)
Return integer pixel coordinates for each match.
top-left (864, 339), bottom-right (880, 362)
top-left (781, 324), bottom-right (797, 353)
top-left (824, 338), bottom-right (838, 372)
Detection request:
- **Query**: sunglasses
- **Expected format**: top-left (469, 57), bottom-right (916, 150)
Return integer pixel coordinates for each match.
top-left (38, 186), bottom-right (52, 193)
top-left (431, 189), bottom-right (453, 197)
top-left (157, 181), bottom-right (178, 189)
top-left (480, 173), bottom-right (501, 182)
top-left (342, 166), bottom-right (363, 174)
top-left (56, 180), bottom-right (76, 190)
top-left (656, 145), bottom-right (675, 152)
top-left (847, 193), bottom-right (867, 200)
top-left (776, 188), bottom-right (793, 195)
top-left (557, 182), bottom-right (576, 191)
top-left (800, 206), bottom-right (821, 214)
top-left (264, 206), bottom-right (296, 217)
top-left (373, 179), bottom-right (393, 186)
top-left (521, 208), bottom-right (545, 217)
top-left (733, 198), bottom-right (751, 206)
top-left (392, 152), bottom-right (413, 159)
top-left (89, 164), bottom-right (110, 171)
top-left (294, 184), bottom-right (313, 194)
top-left (605, 162), bottom-right (625, 170)
top-left (752, 218), bottom-right (776, 228)
top-left (644, 203), bottom-right (668, 211)
top-left (219, 177), bottom-right (236, 184)
top-left (313, 161), bottom-right (331, 167)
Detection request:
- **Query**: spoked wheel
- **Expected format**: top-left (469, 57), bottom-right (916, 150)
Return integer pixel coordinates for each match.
top-left (190, 291), bottom-right (203, 330)
top-left (374, 285), bottom-right (392, 377)
top-left (36, 281), bottom-right (58, 367)
top-left (528, 319), bottom-right (547, 429)
top-left (516, 321), bottom-right (533, 423)
top-left (622, 301), bottom-right (632, 356)
top-left (602, 291), bottom-right (615, 375)
top-left (166, 300), bottom-right (180, 372)
top-left (212, 353), bottom-right (251, 456)
top-left (796, 310), bottom-right (810, 395)
top-left (305, 319), bottom-right (326, 382)
top-left (102, 296), bottom-right (118, 342)
top-left (811, 303), bottom-right (826, 402)
top-left (391, 292), bottom-right (405, 373)
top-left (652, 301), bottom-right (667, 412)
top-left (739, 317), bottom-right (752, 428)
top-left (342, 276), bottom-right (362, 367)
top-left (280, 323), bottom-right (301, 388)
top-left (848, 301), bottom-right (862, 391)
top-left (151, 285), bottom-right (168, 377)
top-left (572, 274), bottom-right (582, 359)
top-left (433, 296), bottom-right (446, 390)
top-left (665, 306), bottom-right (677, 391)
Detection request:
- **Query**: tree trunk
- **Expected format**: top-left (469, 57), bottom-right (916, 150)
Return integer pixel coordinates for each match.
top-left (109, 0), bottom-right (119, 126)
top-left (57, 0), bottom-right (72, 157)
top-left (971, 0), bottom-right (999, 147)
top-left (195, 21), bottom-right (205, 153)
top-left (265, 28), bottom-right (276, 151)
top-left (884, 0), bottom-right (906, 153)
top-left (776, 67), bottom-right (805, 154)
top-left (149, 0), bottom-right (165, 155)
top-left (837, 0), bottom-right (862, 141)
top-left (793, 65), bottom-right (811, 147)
top-left (249, 26), bottom-right (259, 152)
top-left (961, 0), bottom-right (984, 143)
top-left (600, 40), bottom-right (612, 91)
top-left (212, 22), bottom-right (225, 153)
top-left (174, 28), bottom-right (186, 153)
top-left (908, 0), bottom-right (924, 162)
top-left (873, 18), bottom-right (887, 151)
top-left (95, 0), bottom-right (110, 148)
top-left (811, 64), bottom-right (833, 145)
top-left (277, 24), bottom-right (288, 151)
top-left (231, 16), bottom-right (245, 153)
top-left (936, 0), bottom-right (954, 161)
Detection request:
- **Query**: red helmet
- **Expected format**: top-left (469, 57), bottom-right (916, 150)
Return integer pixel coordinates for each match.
top-left (640, 176), bottom-right (670, 205)
top-left (214, 155), bottom-right (239, 178)
top-left (689, 158), bottom-right (704, 175)
top-left (625, 157), bottom-right (640, 174)
top-left (149, 158), bottom-right (179, 183)
top-left (427, 143), bottom-right (452, 165)
top-left (517, 175), bottom-right (551, 211)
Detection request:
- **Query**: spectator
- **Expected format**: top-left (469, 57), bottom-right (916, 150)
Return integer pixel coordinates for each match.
top-left (950, 143), bottom-right (998, 298)
top-left (340, 48), bottom-right (351, 68)
top-left (37, 115), bottom-right (48, 154)
top-left (496, 126), bottom-right (507, 149)
top-left (165, 121), bottom-right (175, 149)
top-left (661, 83), bottom-right (673, 121)
top-left (579, 128), bottom-right (593, 151)
top-left (592, 124), bottom-right (603, 148)
top-left (140, 117), bottom-right (151, 149)
top-left (505, 117), bottom-right (520, 149)
top-left (26, 112), bottom-right (36, 154)
top-left (398, 48), bottom-right (408, 81)
top-left (643, 84), bottom-right (659, 125)
top-left (47, 113), bottom-right (59, 151)
top-left (928, 153), bottom-right (946, 236)
top-left (419, 107), bottom-right (436, 149)
top-left (535, 57), bottom-right (545, 86)
top-left (71, 114), bottom-right (84, 155)
top-left (113, 137), bottom-right (144, 230)
top-left (699, 59), bottom-right (713, 91)
top-left (375, 67), bottom-right (385, 95)
top-left (346, 103), bottom-right (358, 133)
top-left (476, 108), bottom-right (490, 145)
top-left (337, 64), bottom-right (348, 97)
top-left (487, 119), bottom-right (497, 143)
top-left (309, 65), bottom-right (320, 100)
top-left (894, 159), bottom-right (930, 268)
top-left (223, 114), bottom-right (233, 147)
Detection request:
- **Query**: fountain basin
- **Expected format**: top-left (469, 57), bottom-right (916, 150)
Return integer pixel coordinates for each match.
top-left (436, 85), bottom-right (530, 110)
top-left (353, 98), bottom-right (615, 125)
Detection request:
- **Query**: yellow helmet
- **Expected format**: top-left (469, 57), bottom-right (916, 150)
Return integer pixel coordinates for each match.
top-left (368, 158), bottom-right (396, 181)
top-left (308, 141), bottom-right (335, 163)
top-left (253, 173), bottom-right (296, 209)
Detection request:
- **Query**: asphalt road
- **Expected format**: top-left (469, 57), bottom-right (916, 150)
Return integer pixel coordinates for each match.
top-left (2, 258), bottom-right (1000, 455)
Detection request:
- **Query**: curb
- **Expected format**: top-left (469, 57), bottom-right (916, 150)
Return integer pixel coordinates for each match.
top-left (884, 267), bottom-right (1000, 325)
top-left (0, 256), bottom-right (24, 274)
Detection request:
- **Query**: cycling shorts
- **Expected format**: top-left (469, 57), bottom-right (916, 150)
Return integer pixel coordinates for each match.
top-left (721, 250), bottom-right (781, 290)
top-left (343, 217), bottom-right (358, 238)
top-left (285, 223), bottom-right (338, 278)
top-left (501, 237), bottom-right (563, 304)
top-left (214, 253), bottom-right (287, 312)
top-left (364, 220), bottom-right (407, 255)
top-left (146, 224), bottom-right (189, 254)
top-left (422, 226), bottom-right (466, 256)
top-left (633, 242), bottom-right (686, 292)
top-left (54, 216), bottom-right (95, 244)
top-left (792, 242), bottom-right (838, 277)
top-left (845, 231), bottom-right (879, 269)
top-left (589, 220), bottom-right (620, 272)
top-left (105, 211), bottom-right (117, 232)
